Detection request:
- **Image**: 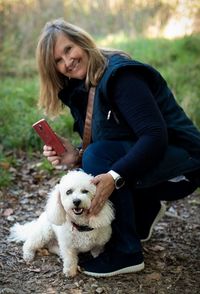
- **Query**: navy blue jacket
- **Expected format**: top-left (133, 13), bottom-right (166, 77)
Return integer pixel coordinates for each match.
top-left (58, 54), bottom-right (200, 188)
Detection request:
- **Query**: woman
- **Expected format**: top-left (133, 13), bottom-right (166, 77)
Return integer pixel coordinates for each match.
top-left (37, 19), bottom-right (200, 277)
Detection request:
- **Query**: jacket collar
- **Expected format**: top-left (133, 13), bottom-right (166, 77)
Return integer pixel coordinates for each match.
top-left (58, 79), bottom-right (87, 106)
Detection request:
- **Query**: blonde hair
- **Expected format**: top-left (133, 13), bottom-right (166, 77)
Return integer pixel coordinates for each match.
top-left (37, 19), bottom-right (130, 117)
top-left (36, 19), bottom-right (107, 116)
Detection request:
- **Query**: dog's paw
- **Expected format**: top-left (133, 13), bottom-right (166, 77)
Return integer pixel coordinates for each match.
top-left (23, 251), bottom-right (35, 263)
top-left (63, 266), bottom-right (77, 277)
top-left (91, 246), bottom-right (103, 258)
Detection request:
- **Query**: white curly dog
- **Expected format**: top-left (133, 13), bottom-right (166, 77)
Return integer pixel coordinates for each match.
top-left (9, 170), bottom-right (115, 277)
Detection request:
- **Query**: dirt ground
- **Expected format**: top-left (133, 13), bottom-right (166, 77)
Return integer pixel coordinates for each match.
top-left (0, 153), bottom-right (200, 294)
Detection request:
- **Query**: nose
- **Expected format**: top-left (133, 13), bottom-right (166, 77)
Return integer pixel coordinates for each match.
top-left (63, 56), bottom-right (73, 70)
top-left (73, 199), bottom-right (81, 207)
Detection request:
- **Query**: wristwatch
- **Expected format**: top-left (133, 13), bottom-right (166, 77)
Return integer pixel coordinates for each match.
top-left (108, 170), bottom-right (125, 189)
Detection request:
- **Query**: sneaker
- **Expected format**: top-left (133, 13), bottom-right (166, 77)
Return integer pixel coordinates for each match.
top-left (79, 250), bottom-right (144, 277)
top-left (140, 202), bottom-right (166, 242)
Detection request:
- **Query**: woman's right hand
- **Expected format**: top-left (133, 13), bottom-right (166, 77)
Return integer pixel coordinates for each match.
top-left (43, 136), bottom-right (79, 167)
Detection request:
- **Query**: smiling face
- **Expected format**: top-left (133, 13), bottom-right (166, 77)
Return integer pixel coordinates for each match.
top-left (54, 33), bottom-right (89, 80)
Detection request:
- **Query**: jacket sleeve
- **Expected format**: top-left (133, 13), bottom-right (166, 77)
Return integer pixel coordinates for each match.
top-left (109, 68), bottom-right (168, 182)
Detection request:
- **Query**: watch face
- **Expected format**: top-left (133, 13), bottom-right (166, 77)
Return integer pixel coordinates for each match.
top-left (115, 177), bottom-right (125, 189)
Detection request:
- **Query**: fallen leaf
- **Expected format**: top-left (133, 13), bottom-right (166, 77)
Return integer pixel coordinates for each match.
top-left (0, 161), bottom-right (10, 170)
top-left (27, 268), bottom-right (41, 272)
top-left (69, 290), bottom-right (82, 294)
top-left (188, 199), bottom-right (200, 205)
top-left (145, 272), bottom-right (161, 281)
top-left (155, 261), bottom-right (166, 269)
top-left (45, 287), bottom-right (57, 294)
top-left (9, 167), bottom-right (17, 173)
top-left (149, 245), bottom-right (165, 252)
top-left (3, 208), bottom-right (14, 217)
top-left (37, 248), bottom-right (50, 256)
top-left (170, 266), bottom-right (182, 274)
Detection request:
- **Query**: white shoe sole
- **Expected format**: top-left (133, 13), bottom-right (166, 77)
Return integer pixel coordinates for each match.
top-left (81, 262), bottom-right (145, 277)
top-left (141, 202), bottom-right (166, 242)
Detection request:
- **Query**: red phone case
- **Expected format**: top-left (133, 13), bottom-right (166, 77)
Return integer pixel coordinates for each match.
top-left (32, 119), bottom-right (66, 155)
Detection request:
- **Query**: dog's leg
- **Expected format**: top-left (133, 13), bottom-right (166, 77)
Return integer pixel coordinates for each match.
top-left (23, 230), bottom-right (54, 262)
top-left (22, 213), bottom-right (54, 262)
top-left (61, 248), bottom-right (78, 277)
top-left (91, 246), bottom-right (104, 258)
top-left (47, 239), bottom-right (60, 256)
top-left (55, 225), bottom-right (78, 277)
top-left (23, 239), bottom-right (38, 262)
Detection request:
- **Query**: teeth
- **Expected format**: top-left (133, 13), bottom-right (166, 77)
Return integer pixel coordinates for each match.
top-left (72, 208), bottom-right (84, 215)
top-left (69, 60), bottom-right (79, 72)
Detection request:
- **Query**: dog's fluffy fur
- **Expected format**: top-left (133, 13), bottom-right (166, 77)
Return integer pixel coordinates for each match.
top-left (9, 170), bottom-right (115, 277)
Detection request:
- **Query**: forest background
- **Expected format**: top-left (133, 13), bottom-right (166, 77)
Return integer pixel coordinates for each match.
top-left (0, 0), bottom-right (200, 187)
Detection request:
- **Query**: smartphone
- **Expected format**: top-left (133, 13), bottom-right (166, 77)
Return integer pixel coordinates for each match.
top-left (32, 119), bottom-right (66, 155)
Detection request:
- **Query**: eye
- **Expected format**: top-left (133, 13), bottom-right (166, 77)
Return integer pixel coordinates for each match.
top-left (55, 57), bottom-right (63, 65)
top-left (64, 45), bottom-right (72, 54)
top-left (66, 189), bottom-right (73, 195)
top-left (81, 189), bottom-right (89, 194)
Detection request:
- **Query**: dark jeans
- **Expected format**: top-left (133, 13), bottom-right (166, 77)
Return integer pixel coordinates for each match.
top-left (82, 140), bottom-right (198, 254)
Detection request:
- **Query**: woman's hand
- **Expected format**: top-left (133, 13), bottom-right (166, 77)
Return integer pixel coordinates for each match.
top-left (43, 136), bottom-right (79, 167)
top-left (88, 173), bottom-right (115, 216)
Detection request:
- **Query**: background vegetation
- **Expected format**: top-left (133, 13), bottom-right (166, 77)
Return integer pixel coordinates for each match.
top-left (0, 0), bottom-right (200, 187)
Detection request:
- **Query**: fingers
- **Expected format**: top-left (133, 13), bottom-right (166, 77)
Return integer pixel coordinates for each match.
top-left (48, 156), bottom-right (60, 166)
top-left (89, 174), bottom-right (115, 216)
top-left (43, 145), bottom-right (54, 154)
top-left (43, 145), bottom-right (60, 165)
top-left (91, 176), bottom-right (100, 185)
top-left (43, 145), bottom-right (52, 151)
top-left (88, 197), bottom-right (105, 216)
top-left (90, 178), bottom-right (106, 214)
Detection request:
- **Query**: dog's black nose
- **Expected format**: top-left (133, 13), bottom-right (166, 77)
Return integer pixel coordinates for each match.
top-left (73, 199), bottom-right (81, 207)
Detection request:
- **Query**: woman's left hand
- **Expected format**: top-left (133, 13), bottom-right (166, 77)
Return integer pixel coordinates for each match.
top-left (88, 173), bottom-right (115, 216)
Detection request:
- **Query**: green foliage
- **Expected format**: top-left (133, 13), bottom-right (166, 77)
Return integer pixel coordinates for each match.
top-left (0, 77), bottom-right (78, 153)
top-left (0, 76), bottom-right (78, 188)
top-left (0, 154), bottom-right (16, 188)
top-left (0, 77), bottom-right (39, 150)
top-left (36, 159), bottom-right (55, 174)
top-left (0, 168), bottom-right (12, 188)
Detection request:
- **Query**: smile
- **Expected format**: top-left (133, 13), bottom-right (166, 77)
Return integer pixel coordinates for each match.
top-left (72, 208), bottom-right (84, 215)
top-left (68, 59), bottom-right (80, 73)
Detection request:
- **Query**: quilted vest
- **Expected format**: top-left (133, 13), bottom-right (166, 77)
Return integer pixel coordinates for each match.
top-left (58, 54), bottom-right (200, 187)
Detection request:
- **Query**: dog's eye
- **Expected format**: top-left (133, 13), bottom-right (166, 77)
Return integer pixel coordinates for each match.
top-left (66, 189), bottom-right (73, 195)
top-left (81, 189), bottom-right (89, 194)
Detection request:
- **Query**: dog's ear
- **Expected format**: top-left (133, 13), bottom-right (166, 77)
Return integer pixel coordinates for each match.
top-left (46, 184), bottom-right (66, 225)
top-left (89, 200), bottom-right (115, 228)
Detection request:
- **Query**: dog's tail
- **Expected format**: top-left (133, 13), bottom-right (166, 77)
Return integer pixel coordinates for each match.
top-left (9, 220), bottom-right (37, 242)
top-left (8, 212), bottom-right (52, 243)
